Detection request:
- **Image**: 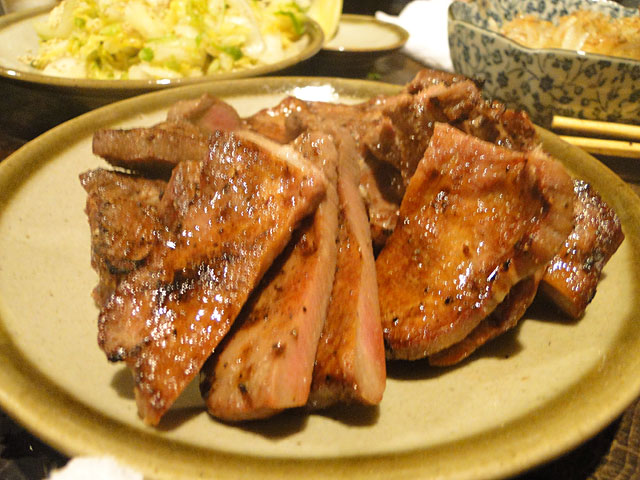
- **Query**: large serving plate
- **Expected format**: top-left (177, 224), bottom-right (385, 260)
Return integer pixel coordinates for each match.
top-left (0, 77), bottom-right (639, 480)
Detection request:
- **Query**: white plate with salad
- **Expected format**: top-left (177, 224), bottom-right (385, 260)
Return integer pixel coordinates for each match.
top-left (0, 0), bottom-right (324, 95)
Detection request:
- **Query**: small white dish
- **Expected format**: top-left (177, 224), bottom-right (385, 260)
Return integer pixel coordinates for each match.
top-left (323, 14), bottom-right (409, 53)
top-left (318, 15), bottom-right (408, 74)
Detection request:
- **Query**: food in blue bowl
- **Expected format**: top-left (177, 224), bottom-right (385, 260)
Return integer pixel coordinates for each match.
top-left (448, 0), bottom-right (640, 126)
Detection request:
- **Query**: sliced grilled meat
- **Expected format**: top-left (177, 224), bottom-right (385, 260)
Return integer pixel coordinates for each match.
top-left (362, 80), bottom-right (540, 189)
top-left (404, 68), bottom-right (471, 92)
top-left (428, 272), bottom-right (543, 366)
top-left (242, 96), bottom-right (309, 144)
top-left (245, 72), bottom-right (540, 249)
top-left (308, 132), bottom-right (386, 409)
top-left (92, 121), bottom-right (210, 177)
top-left (79, 169), bottom-right (167, 308)
top-left (167, 93), bottom-right (242, 133)
top-left (200, 132), bottom-right (339, 421)
top-left (96, 130), bottom-right (327, 425)
top-left (540, 179), bottom-right (624, 318)
top-left (245, 97), bottom-right (404, 250)
top-left (376, 123), bottom-right (574, 360)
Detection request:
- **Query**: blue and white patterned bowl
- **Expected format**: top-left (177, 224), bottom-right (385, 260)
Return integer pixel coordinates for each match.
top-left (448, 0), bottom-right (640, 127)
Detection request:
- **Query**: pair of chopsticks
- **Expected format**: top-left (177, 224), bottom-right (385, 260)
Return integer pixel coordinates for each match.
top-left (551, 116), bottom-right (640, 159)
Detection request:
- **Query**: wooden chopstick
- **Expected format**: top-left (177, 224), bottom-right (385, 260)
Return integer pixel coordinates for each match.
top-left (551, 116), bottom-right (640, 159)
top-left (556, 135), bottom-right (640, 159)
top-left (552, 115), bottom-right (640, 141)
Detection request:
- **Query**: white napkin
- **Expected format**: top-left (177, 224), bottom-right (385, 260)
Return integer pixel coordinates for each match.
top-left (376, 0), bottom-right (454, 72)
top-left (47, 457), bottom-right (143, 480)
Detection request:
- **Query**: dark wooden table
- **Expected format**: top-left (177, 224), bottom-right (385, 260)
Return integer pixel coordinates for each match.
top-left (1, 4), bottom-right (640, 480)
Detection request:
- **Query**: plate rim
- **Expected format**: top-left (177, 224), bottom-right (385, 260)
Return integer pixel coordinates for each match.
top-left (1, 76), bottom-right (640, 480)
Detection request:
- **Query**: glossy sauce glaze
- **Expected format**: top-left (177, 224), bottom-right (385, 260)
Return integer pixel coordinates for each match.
top-left (90, 130), bottom-right (327, 425)
top-left (376, 123), bottom-right (574, 360)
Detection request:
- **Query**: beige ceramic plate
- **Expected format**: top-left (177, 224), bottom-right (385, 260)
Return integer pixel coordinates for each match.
top-left (0, 77), bottom-right (639, 480)
top-left (0, 6), bottom-right (323, 95)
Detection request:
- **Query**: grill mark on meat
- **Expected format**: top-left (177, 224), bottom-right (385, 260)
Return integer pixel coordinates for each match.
top-left (80, 169), bottom-right (167, 308)
top-left (540, 179), bottom-right (624, 318)
top-left (95, 130), bottom-right (327, 425)
top-left (376, 123), bottom-right (574, 360)
top-left (200, 131), bottom-right (339, 422)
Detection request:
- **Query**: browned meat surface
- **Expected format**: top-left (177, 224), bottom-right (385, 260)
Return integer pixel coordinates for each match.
top-left (429, 272), bottom-right (543, 366)
top-left (94, 131), bottom-right (327, 425)
top-left (540, 179), bottom-right (624, 318)
top-left (80, 68), bottom-right (626, 427)
top-left (402, 68), bottom-right (537, 152)
top-left (246, 94), bottom-right (399, 153)
top-left (245, 74), bottom-right (540, 250)
top-left (458, 101), bottom-right (539, 154)
top-left (376, 123), bottom-right (574, 360)
top-left (200, 132), bottom-right (339, 421)
top-left (242, 96), bottom-right (309, 144)
top-left (403, 68), bottom-right (538, 150)
top-left (289, 100), bottom-right (403, 250)
top-left (80, 169), bottom-right (167, 308)
top-left (308, 133), bottom-right (386, 409)
top-left (246, 97), bottom-right (403, 249)
top-left (361, 82), bottom-right (474, 187)
top-left (361, 80), bottom-right (538, 246)
top-left (92, 121), bottom-right (210, 177)
top-left (363, 80), bottom-right (540, 189)
top-left (359, 156), bottom-right (403, 252)
top-left (167, 93), bottom-right (242, 133)
top-left (404, 68), bottom-right (471, 92)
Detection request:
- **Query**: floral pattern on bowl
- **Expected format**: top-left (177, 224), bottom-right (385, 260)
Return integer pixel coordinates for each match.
top-left (448, 0), bottom-right (640, 126)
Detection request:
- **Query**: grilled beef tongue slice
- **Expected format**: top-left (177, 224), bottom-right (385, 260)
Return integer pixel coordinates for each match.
top-left (376, 123), bottom-right (574, 360)
top-left (242, 96), bottom-right (309, 144)
top-left (200, 131), bottom-right (339, 421)
top-left (96, 130), bottom-right (327, 425)
top-left (92, 96), bottom-right (242, 177)
top-left (166, 93), bottom-right (242, 134)
top-left (307, 131), bottom-right (386, 409)
top-left (92, 120), bottom-right (210, 177)
top-left (540, 179), bottom-right (624, 319)
top-left (428, 271), bottom-right (543, 366)
top-left (79, 169), bottom-right (167, 309)
top-left (243, 70), bottom-right (539, 251)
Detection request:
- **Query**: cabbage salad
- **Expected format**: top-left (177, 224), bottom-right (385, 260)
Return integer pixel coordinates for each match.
top-left (25, 0), bottom-right (311, 79)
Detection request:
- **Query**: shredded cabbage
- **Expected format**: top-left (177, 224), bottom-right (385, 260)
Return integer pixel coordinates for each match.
top-left (25, 0), bottom-right (311, 79)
